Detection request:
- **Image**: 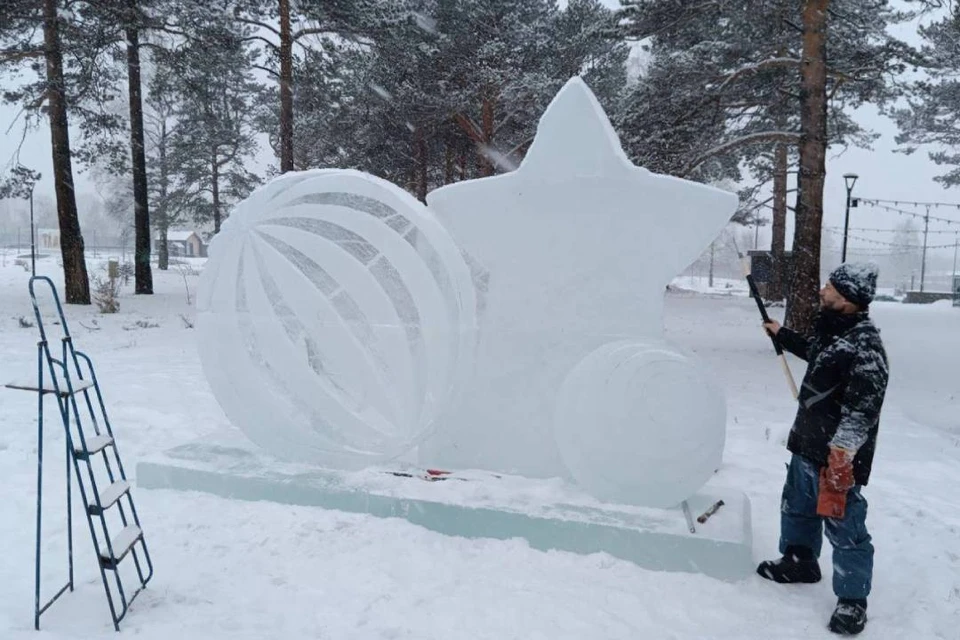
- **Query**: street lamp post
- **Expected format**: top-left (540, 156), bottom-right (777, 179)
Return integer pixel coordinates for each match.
top-left (841, 173), bottom-right (858, 263)
top-left (29, 184), bottom-right (36, 277)
top-left (953, 233), bottom-right (958, 279)
top-left (952, 233), bottom-right (958, 305)
top-left (3, 166), bottom-right (40, 275)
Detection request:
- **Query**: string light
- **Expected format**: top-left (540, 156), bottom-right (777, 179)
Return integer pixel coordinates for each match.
top-left (858, 197), bottom-right (960, 210)
top-left (825, 226), bottom-right (959, 235)
top-left (823, 228), bottom-right (957, 250)
top-left (856, 199), bottom-right (960, 226)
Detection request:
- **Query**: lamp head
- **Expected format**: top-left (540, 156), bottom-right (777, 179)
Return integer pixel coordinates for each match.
top-left (843, 173), bottom-right (859, 192)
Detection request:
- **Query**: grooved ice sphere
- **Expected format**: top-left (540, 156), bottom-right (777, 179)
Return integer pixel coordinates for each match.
top-left (197, 169), bottom-right (478, 469)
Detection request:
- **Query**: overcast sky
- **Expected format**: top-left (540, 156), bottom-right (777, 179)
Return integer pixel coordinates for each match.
top-left (2, 1), bottom-right (958, 262)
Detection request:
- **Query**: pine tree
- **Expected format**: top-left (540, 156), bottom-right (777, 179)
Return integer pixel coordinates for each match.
top-left (166, 25), bottom-right (261, 233)
top-left (80, 0), bottom-right (159, 294)
top-left (117, 0), bottom-right (156, 293)
top-left (890, 220), bottom-right (923, 289)
top-left (222, 0), bottom-right (404, 173)
top-left (144, 59), bottom-right (192, 269)
top-left (0, 0), bottom-right (122, 303)
top-left (288, 0), bottom-right (628, 200)
top-left (617, 0), bottom-right (916, 331)
top-left (893, 7), bottom-right (960, 188)
top-left (787, 0), bottom-right (914, 331)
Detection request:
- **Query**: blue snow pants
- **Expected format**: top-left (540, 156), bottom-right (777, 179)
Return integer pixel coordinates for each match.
top-left (778, 454), bottom-right (874, 600)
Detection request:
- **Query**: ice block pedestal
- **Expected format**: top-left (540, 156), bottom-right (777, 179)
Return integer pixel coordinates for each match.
top-left (137, 430), bottom-right (753, 582)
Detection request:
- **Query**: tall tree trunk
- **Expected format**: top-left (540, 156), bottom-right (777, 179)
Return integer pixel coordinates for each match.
top-left (157, 117), bottom-right (169, 270)
top-left (785, 0), bottom-right (829, 334)
top-left (126, 9), bottom-right (153, 294)
top-left (159, 228), bottom-right (169, 270)
top-left (478, 93), bottom-right (495, 177)
top-left (769, 143), bottom-right (788, 301)
top-left (212, 152), bottom-right (221, 234)
top-left (43, 0), bottom-right (89, 304)
top-left (278, 0), bottom-right (294, 173)
top-left (414, 128), bottom-right (428, 203)
top-left (769, 11), bottom-right (791, 306)
top-left (444, 142), bottom-right (455, 185)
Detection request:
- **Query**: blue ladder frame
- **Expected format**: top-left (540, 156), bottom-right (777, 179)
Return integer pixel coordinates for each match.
top-left (10, 276), bottom-right (155, 631)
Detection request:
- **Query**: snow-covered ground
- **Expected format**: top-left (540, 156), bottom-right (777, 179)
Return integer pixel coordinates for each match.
top-left (1, 253), bottom-right (958, 639)
top-left (670, 274), bottom-right (748, 296)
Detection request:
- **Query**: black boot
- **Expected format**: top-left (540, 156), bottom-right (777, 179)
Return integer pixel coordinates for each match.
top-left (756, 545), bottom-right (822, 584)
top-left (829, 598), bottom-right (867, 635)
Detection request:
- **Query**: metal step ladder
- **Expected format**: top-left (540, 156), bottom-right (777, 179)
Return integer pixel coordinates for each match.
top-left (5, 276), bottom-right (154, 631)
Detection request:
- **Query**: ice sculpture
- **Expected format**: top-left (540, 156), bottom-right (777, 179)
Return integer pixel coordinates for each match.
top-left (553, 341), bottom-right (726, 507)
top-left (197, 77), bottom-right (738, 508)
top-left (418, 78), bottom-right (737, 507)
top-left (197, 169), bottom-right (477, 469)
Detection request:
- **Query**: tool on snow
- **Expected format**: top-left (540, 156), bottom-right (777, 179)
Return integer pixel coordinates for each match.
top-left (696, 499), bottom-right (725, 524)
top-left (681, 500), bottom-right (696, 534)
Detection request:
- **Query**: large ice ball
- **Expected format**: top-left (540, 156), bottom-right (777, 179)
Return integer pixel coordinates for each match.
top-left (197, 169), bottom-right (478, 469)
top-left (553, 340), bottom-right (726, 507)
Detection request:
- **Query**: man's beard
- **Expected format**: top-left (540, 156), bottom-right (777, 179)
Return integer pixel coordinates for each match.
top-left (814, 306), bottom-right (859, 336)
top-left (819, 296), bottom-right (845, 313)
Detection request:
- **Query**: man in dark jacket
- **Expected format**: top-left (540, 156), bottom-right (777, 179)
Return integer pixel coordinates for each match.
top-left (757, 262), bottom-right (889, 636)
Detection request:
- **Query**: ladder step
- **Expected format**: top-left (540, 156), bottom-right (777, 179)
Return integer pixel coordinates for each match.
top-left (74, 434), bottom-right (114, 459)
top-left (99, 525), bottom-right (142, 570)
top-left (88, 481), bottom-right (131, 516)
top-left (4, 378), bottom-right (95, 397)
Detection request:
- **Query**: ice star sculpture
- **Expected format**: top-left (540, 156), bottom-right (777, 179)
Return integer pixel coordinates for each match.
top-left (418, 77), bottom-right (738, 507)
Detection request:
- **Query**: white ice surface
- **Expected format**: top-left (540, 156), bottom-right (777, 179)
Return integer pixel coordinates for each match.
top-left (421, 77), bottom-right (738, 505)
top-left (194, 77), bottom-right (738, 508)
top-left (196, 170), bottom-right (477, 470)
top-left (554, 339), bottom-right (725, 508)
top-left (1, 255), bottom-right (958, 638)
top-left (136, 435), bottom-right (753, 581)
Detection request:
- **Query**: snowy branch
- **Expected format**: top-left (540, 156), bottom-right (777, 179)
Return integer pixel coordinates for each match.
top-left (252, 63), bottom-right (280, 79)
top-left (140, 41), bottom-right (171, 55)
top-left (240, 34), bottom-right (280, 51)
top-left (827, 66), bottom-right (883, 84)
top-left (0, 48), bottom-right (43, 65)
top-left (712, 57), bottom-right (801, 93)
top-left (782, 18), bottom-right (803, 33)
top-left (493, 109), bottom-right (523, 137)
top-left (682, 131), bottom-right (801, 176)
top-left (292, 27), bottom-right (336, 42)
top-left (454, 113), bottom-right (483, 143)
top-left (624, 0), bottom-right (719, 39)
top-left (506, 136), bottom-right (534, 157)
top-left (150, 23), bottom-right (193, 40)
top-left (292, 26), bottom-right (374, 50)
top-left (233, 16), bottom-right (281, 38)
top-left (828, 78), bottom-right (846, 101)
top-left (826, 6), bottom-right (872, 29)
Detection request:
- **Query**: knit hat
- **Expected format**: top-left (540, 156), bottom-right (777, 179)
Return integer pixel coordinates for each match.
top-left (829, 262), bottom-right (878, 308)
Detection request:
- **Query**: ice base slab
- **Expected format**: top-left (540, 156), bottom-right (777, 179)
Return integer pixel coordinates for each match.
top-left (136, 433), bottom-right (753, 581)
